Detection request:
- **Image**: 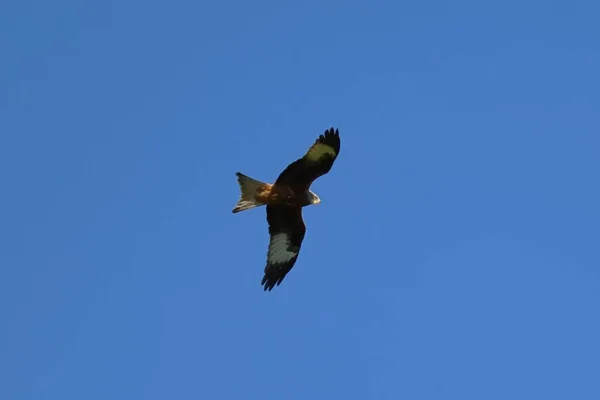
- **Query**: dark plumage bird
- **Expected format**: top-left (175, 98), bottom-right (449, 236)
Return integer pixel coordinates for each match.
top-left (232, 127), bottom-right (341, 291)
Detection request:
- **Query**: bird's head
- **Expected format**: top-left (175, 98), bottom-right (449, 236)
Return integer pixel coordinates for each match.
top-left (308, 190), bottom-right (321, 205)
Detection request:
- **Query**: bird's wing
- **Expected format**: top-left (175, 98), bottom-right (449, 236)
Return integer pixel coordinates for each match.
top-left (262, 205), bottom-right (306, 291)
top-left (274, 127), bottom-right (341, 192)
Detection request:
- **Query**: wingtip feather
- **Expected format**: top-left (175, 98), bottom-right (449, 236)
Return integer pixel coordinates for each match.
top-left (261, 272), bottom-right (286, 292)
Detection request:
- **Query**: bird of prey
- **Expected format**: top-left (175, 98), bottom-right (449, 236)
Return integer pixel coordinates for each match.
top-left (232, 127), bottom-right (341, 291)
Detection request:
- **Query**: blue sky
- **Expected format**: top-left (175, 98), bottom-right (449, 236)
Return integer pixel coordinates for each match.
top-left (1, 0), bottom-right (599, 398)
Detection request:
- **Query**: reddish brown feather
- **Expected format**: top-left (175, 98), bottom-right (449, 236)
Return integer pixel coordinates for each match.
top-left (255, 185), bottom-right (304, 207)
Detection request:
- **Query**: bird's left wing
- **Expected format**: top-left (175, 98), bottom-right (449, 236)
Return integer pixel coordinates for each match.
top-left (274, 127), bottom-right (341, 192)
top-left (262, 205), bottom-right (306, 291)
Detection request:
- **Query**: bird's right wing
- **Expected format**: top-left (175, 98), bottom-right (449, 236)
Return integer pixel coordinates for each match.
top-left (274, 127), bottom-right (341, 192)
top-left (262, 205), bottom-right (306, 291)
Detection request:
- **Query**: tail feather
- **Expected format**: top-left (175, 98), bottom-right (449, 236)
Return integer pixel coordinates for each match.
top-left (232, 172), bottom-right (267, 213)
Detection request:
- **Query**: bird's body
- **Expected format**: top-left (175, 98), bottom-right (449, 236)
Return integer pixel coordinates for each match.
top-left (232, 127), bottom-right (341, 291)
top-left (237, 180), bottom-right (317, 209)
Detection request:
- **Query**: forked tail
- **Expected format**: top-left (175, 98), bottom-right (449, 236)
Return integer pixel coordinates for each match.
top-left (232, 172), bottom-right (268, 213)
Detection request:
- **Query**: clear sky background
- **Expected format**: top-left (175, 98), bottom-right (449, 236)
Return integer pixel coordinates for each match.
top-left (2, 1), bottom-right (599, 399)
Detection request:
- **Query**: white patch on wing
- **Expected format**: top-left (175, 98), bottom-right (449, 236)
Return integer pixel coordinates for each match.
top-left (307, 144), bottom-right (336, 161)
top-left (268, 233), bottom-right (297, 264)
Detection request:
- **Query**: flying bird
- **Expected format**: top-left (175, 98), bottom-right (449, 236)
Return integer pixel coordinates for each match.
top-left (232, 127), bottom-right (341, 291)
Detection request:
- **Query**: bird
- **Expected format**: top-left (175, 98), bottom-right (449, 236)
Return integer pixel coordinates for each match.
top-left (232, 127), bottom-right (341, 291)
